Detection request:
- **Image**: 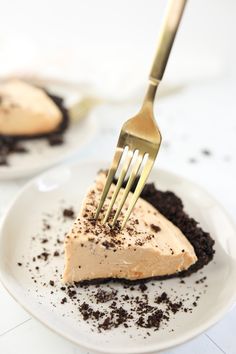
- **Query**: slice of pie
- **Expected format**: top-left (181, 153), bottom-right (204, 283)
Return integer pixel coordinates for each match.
top-left (63, 172), bottom-right (197, 283)
top-left (0, 79), bottom-right (65, 137)
top-left (0, 79), bottom-right (69, 165)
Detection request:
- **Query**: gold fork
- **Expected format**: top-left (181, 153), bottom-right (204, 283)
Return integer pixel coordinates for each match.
top-left (95, 0), bottom-right (187, 228)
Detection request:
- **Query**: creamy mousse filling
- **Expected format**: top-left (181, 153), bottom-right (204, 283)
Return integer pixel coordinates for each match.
top-left (0, 80), bottom-right (63, 136)
top-left (63, 173), bottom-right (197, 283)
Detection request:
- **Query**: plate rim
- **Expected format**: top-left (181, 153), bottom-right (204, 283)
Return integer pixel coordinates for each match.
top-left (0, 160), bottom-right (236, 354)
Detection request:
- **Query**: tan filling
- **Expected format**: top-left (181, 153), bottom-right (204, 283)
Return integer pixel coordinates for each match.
top-left (63, 173), bottom-right (197, 283)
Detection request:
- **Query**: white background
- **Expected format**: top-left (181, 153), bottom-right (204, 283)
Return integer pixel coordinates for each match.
top-left (0, 0), bottom-right (236, 353)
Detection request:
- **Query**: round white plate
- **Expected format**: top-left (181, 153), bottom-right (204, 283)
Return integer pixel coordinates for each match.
top-left (0, 161), bottom-right (236, 354)
top-left (0, 79), bottom-right (98, 180)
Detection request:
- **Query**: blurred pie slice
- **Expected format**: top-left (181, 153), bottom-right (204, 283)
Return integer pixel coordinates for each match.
top-left (0, 79), bottom-right (65, 136)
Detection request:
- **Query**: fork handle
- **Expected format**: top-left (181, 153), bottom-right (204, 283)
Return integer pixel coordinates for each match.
top-left (149, 0), bottom-right (187, 85)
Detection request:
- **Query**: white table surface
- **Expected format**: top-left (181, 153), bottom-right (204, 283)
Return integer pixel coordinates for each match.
top-left (0, 76), bottom-right (236, 354)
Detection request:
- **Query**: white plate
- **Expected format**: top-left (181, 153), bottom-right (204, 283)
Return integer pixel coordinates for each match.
top-left (0, 161), bottom-right (236, 354)
top-left (0, 79), bottom-right (98, 180)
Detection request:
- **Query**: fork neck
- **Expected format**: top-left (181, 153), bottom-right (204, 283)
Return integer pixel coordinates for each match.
top-left (142, 81), bottom-right (159, 109)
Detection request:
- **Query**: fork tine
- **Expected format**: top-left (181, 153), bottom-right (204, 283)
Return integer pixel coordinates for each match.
top-left (121, 156), bottom-right (155, 229)
top-left (102, 149), bottom-right (134, 224)
top-left (95, 147), bottom-right (123, 219)
top-left (111, 152), bottom-right (144, 226)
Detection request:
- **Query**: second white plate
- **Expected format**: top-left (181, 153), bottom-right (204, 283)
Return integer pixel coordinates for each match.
top-left (0, 79), bottom-right (98, 180)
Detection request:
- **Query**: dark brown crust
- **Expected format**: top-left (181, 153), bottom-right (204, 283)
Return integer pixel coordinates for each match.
top-left (75, 273), bottom-right (186, 287)
top-left (74, 179), bottom-right (215, 286)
